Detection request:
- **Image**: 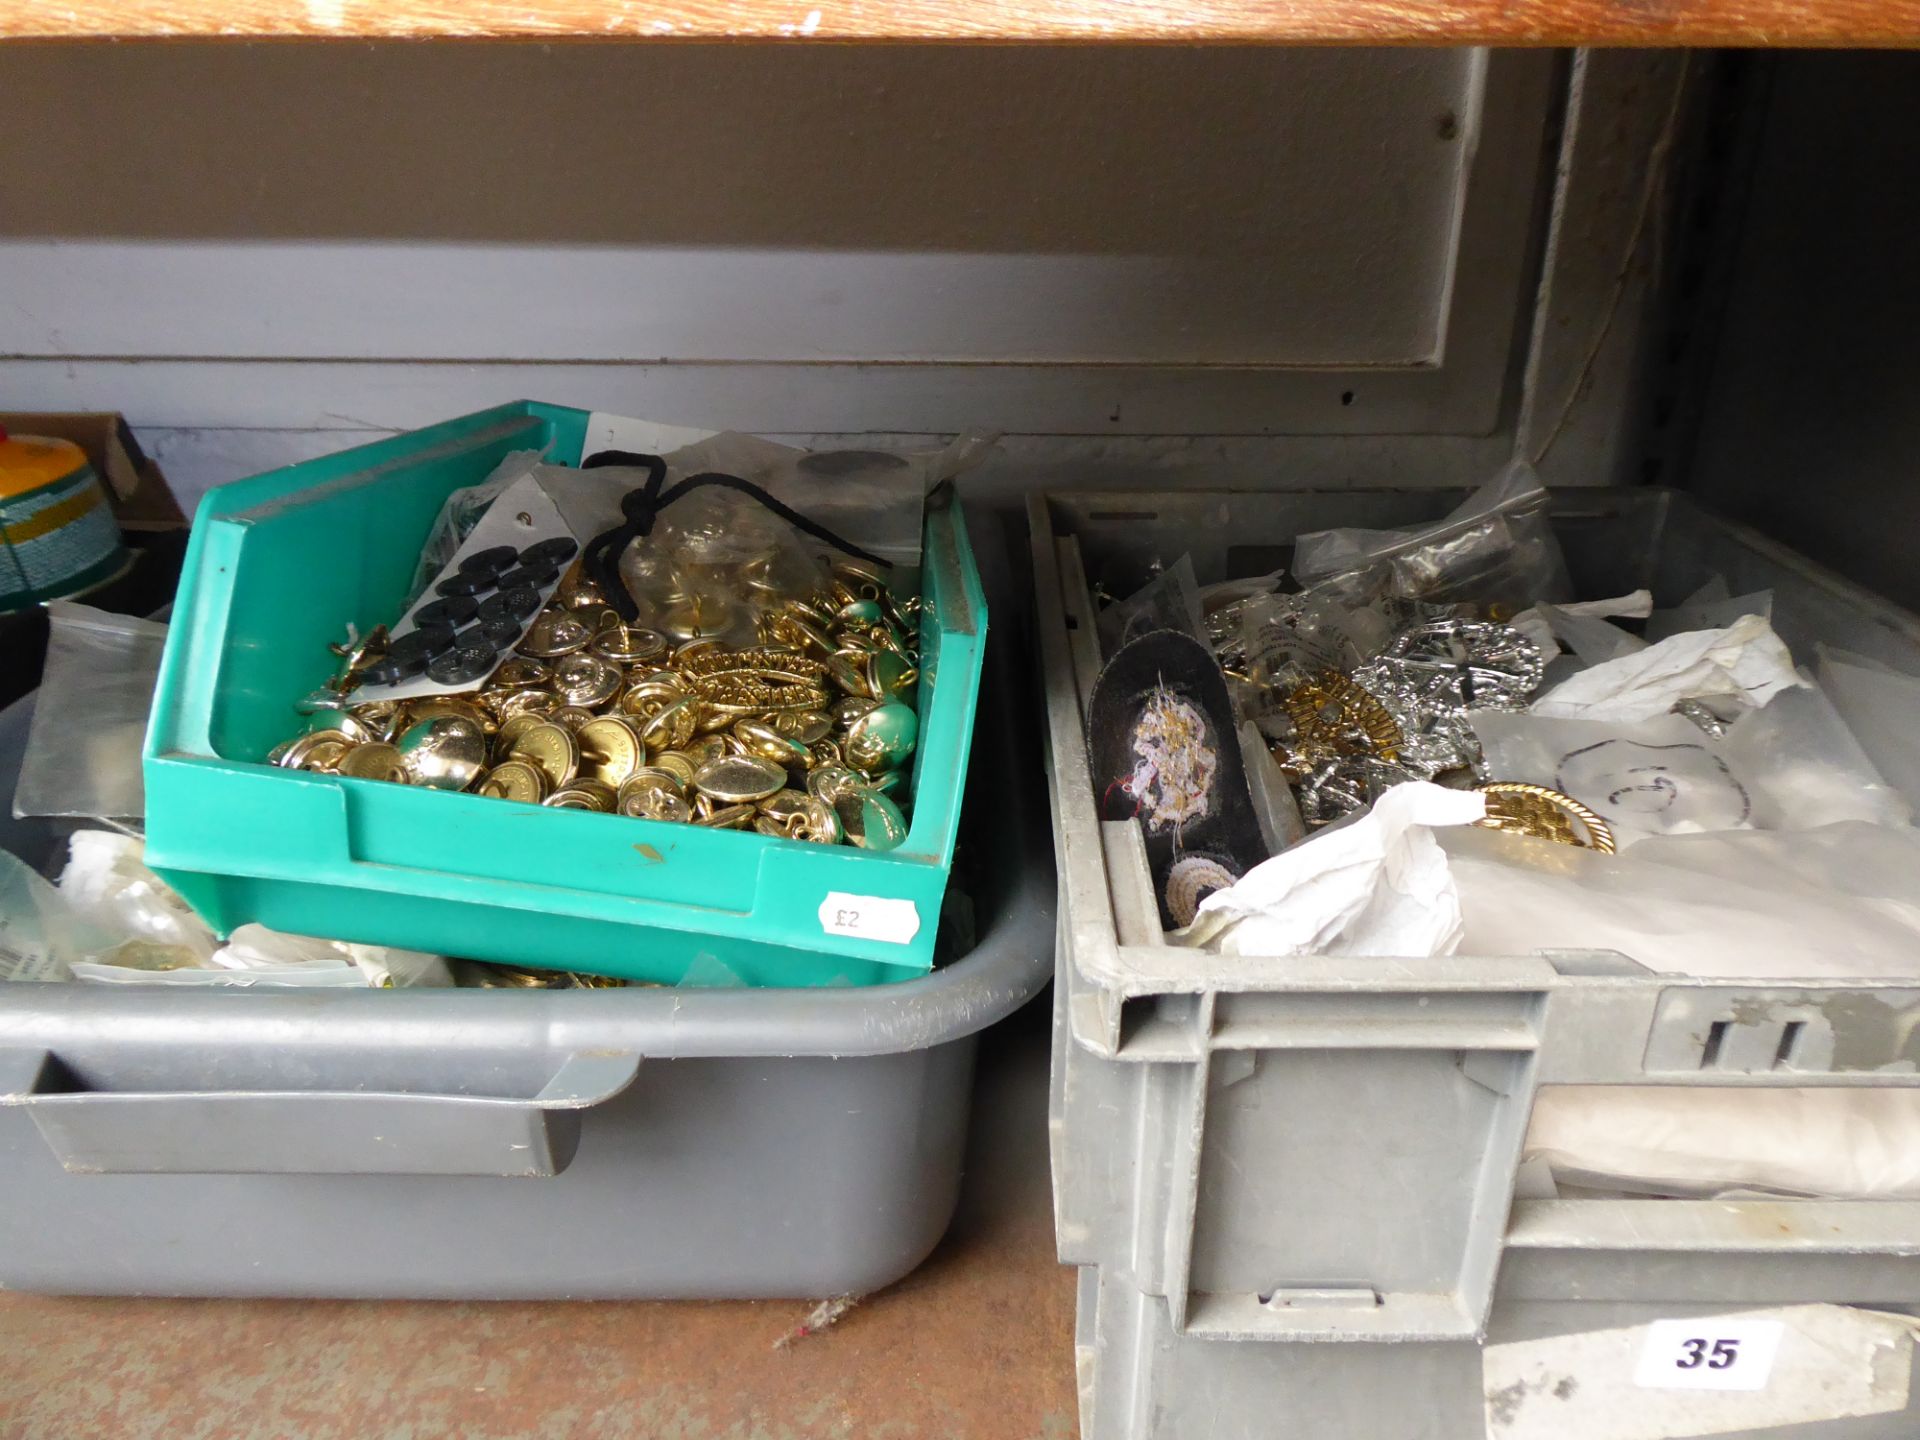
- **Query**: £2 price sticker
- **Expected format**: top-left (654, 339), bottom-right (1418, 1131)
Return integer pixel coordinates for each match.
top-left (819, 893), bottom-right (921, 945)
top-left (1634, 1318), bottom-right (1785, 1391)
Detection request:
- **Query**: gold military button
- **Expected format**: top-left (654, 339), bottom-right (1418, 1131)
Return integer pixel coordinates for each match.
top-left (650, 751), bottom-right (698, 787)
top-left (576, 716), bottom-right (644, 788)
top-left (338, 741), bottom-right (410, 783)
top-left (692, 754), bottom-right (786, 805)
top-left (553, 654), bottom-right (623, 710)
top-left (477, 758), bottom-right (550, 804)
top-left (694, 801), bottom-right (758, 829)
top-left (490, 657), bottom-right (553, 692)
top-left (517, 611), bottom-right (593, 659)
top-left (638, 695), bottom-right (700, 753)
top-left (545, 779), bottom-right (617, 812)
top-left (509, 720), bottom-right (580, 790)
top-left (396, 716), bottom-right (488, 791)
top-left (592, 625), bottom-right (668, 664)
top-left (733, 719), bottom-right (809, 768)
top-left (284, 729), bottom-right (354, 773)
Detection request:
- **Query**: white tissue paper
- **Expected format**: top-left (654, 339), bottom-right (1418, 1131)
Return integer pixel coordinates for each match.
top-left (1175, 782), bottom-right (1486, 957)
top-left (1527, 1085), bottom-right (1920, 1199)
top-left (1509, 590), bottom-right (1653, 663)
top-left (1531, 613), bottom-right (1805, 722)
top-left (211, 924), bottom-right (453, 988)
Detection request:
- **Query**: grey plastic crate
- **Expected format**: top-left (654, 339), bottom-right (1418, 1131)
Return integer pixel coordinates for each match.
top-left (1076, 1264), bottom-right (1920, 1440)
top-left (0, 543), bottom-right (1051, 1299)
top-left (1032, 487), bottom-right (1920, 1348)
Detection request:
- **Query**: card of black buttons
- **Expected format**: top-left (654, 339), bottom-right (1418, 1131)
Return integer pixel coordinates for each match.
top-left (458, 618), bottom-right (523, 652)
top-left (519, 537), bottom-right (578, 569)
top-left (388, 623), bottom-right (457, 666)
top-left (495, 564), bottom-right (559, 592)
top-left (436, 570), bottom-right (495, 598)
top-left (361, 655), bottom-right (418, 687)
top-left (417, 595), bottom-right (481, 629)
top-left (460, 545), bottom-right (520, 576)
top-left (478, 585), bottom-right (540, 623)
top-left (427, 641), bottom-right (498, 686)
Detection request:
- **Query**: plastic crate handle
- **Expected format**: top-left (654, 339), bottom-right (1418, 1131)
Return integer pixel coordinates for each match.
top-left (0, 1048), bottom-right (640, 1178)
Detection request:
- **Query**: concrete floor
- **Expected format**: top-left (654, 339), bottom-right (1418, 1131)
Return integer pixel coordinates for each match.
top-left (0, 1019), bottom-right (1075, 1440)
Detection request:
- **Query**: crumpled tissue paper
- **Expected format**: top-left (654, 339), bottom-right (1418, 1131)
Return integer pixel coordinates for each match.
top-left (1174, 781), bottom-right (1486, 956)
top-left (1531, 613), bottom-right (1804, 722)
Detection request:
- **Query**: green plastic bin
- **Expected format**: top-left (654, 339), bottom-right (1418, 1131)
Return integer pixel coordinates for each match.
top-left (142, 402), bottom-right (987, 987)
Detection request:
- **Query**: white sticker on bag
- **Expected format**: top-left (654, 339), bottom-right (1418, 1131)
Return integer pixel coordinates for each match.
top-left (819, 893), bottom-right (920, 945)
top-left (1633, 1318), bottom-right (1783, 1391)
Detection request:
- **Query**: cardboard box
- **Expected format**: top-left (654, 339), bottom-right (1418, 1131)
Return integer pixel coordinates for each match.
top-left (1, 412), bottom-right (185, 532)
top-left (0, 413), bottom-right (187, 707)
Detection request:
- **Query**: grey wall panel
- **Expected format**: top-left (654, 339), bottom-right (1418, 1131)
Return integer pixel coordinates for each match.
top-left (1689, 53), bottom-right (1920, 612)
top-left (1518, 51), bottom-right (1694, 490)
top-left (0, 43), bottom-right (1556, 436)
top-left (132, 424), bottom-right (1535, 519)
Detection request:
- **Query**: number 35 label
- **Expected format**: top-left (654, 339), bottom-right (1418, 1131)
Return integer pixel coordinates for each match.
top-left (1634, 1318), bottom-right (1785, 1391)
top-left (819, 893), bottom-right (921, 945)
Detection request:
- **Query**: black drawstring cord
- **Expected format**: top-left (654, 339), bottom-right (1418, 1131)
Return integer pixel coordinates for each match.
top-left (579, 449), bottom-right (891, 623)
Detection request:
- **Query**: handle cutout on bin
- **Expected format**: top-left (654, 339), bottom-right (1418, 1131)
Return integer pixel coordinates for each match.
top-left (0, 1048), bottom-right (640, 1178)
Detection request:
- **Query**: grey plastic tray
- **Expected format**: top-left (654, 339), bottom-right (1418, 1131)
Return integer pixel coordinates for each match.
top-left (1033, 487), bottom-right (1920, 1348)
top-left (0, 530), bottom-right (1052, 1300)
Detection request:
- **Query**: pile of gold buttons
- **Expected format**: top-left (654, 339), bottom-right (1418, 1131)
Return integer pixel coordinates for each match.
top-left (269, 558), bottom-right (921, 852)
top-left (451, 959), bottom-right (640, 989)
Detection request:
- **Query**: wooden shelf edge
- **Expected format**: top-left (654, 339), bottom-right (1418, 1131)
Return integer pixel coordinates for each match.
top-left (4, 0), bottom-right (1920, 46)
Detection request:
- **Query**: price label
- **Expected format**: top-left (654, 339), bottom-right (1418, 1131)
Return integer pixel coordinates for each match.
top-left (1634, 1318), bottom-right (1784, 1391)
top-left (819, 893), bottom-right (921, 946)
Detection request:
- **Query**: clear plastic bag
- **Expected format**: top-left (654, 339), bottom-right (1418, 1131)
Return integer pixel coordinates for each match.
top-left (1817, 645), bottom-right (1920, 811)
top-left (1526, 1085), bottom-right (1920, 1200)
top-left (57, 829), bottom-right (219, 970)
top-left (1445, 821), bottom-right (1920, 980)
top-left (1099, 556), bottom-right (1207, 654)
top-left (1472, 710), bottom-right (1756, 847)
top-left (2, 838), bottom-right (215, 982)
top-left (1474, 683), bottom-right (1907, 847)
top-left (1644, 575), bottom-right (1773, 643)
top-left (14, 601), bottom-right (168, 822)
top-left (9, 833), bottom-right (452, 987)
top-left (618, 484), bottom-right (833, 648)
top-left (587, 426), bottom-right (996, 572)
top-left (401, 426), bottom-right (992, 655)
top-left (1722, 680), bottom-right (1911, 830)
top-left (1518, 592), bottom-right (1653, 664)
top-left (0, 850), bottom-right (100, 981)
top-left (1234, 589), bottom-right (1367, 734)
top-left (349, 943), bottom-right (453, 988)
top-left (1237, 720), bottom-right (1307, 856)
top-left (213, 922), bottom-right (453, 987)
top-left (1291, 461), bottom-right (1572, 613)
